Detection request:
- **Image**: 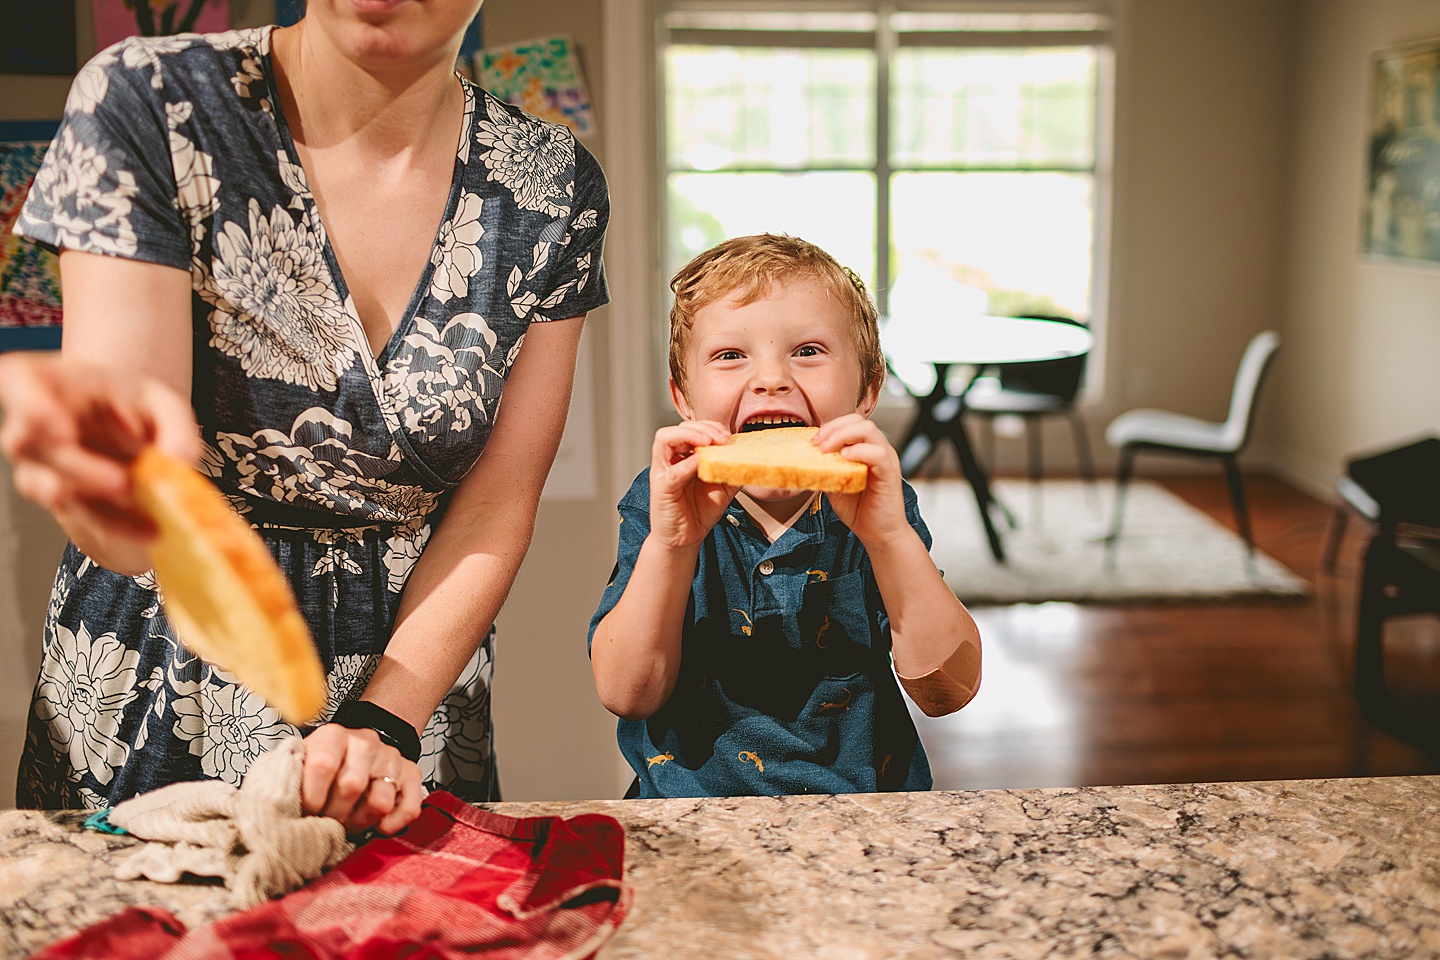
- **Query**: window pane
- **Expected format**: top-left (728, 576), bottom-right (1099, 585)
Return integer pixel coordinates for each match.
top-left (667, 172), bottom-right (877, 284)
top-left (891, 47), bottom-right (1096, 168)
top-left (890, 172), bottom-right (1093, 320)
top-left (666, 46), bottom-right (876, 170)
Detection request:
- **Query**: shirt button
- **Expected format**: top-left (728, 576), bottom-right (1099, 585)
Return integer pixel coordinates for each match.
top-left (727, 514), bottom-right (740, 526)
top-left (758, 560), bottom-right (775, 576)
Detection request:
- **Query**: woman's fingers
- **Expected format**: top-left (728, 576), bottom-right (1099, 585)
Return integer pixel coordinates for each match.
top-left (375, 763), bottom-right (426, 835)
top-left (0, 354), bottom-right (195, 505)
top-left (301, 723), bottom-right (425, 835)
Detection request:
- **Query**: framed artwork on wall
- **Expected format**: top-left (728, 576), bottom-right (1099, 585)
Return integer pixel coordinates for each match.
top-left (478, 35), bottom-right (595, 138)
top-left (1363, 38), bottom-right (1440, 267)
top-left (0, 121), bottom-right (63, 353)
top-left (91, 0), bottom-right (230, 49)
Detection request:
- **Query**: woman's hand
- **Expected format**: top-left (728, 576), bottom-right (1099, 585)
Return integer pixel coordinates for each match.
top-left (0, 352), bottom-right (200, 574)
top-left (648, 419), bottom-right (736, 548)
top-left (815, 413), bottom-right (911, 547)
top-left (301, 723), bottom-right (425, 835)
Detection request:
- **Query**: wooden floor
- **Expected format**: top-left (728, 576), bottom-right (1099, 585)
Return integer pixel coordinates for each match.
top-left (914, 471), bottom-right (1440, 791)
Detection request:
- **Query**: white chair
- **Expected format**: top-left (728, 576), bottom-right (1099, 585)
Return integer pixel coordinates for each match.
top-left (1102, 330), bottom-right (1281, 558)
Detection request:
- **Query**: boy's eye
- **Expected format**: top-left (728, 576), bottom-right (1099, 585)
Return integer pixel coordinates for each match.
top-left (715, 349), bottom-right (744, 361)
top-left (794, 344), bottom-right (822, 357)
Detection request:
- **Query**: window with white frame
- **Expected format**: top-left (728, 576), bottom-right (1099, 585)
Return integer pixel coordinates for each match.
top-left (660, 2), bottom-right (1114, 344)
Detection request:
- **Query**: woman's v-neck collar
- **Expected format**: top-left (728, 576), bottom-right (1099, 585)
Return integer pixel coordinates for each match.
top-left (259, 25), bottom-right (476, 372)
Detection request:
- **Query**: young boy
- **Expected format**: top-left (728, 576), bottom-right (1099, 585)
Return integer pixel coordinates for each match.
top-left (589, 235), bottom-right (981, 798)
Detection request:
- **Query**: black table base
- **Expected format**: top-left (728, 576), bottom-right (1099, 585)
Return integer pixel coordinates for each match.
top-left (896, 362), bottom-right (1007, 562)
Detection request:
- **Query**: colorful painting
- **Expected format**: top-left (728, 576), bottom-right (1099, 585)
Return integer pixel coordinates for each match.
top-left (0, 122), bottom-right (62, 352)
top-left (1364, 38), bottom-right (1440, 266)
top-left (92, 0), bottom-right (230, 49)
top-left (478, 35), bottom-right (595, 137)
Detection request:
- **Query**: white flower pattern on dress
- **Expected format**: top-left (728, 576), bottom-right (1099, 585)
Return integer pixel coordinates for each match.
top-left (319, 654), bottom-right (381, 722)
top-left (33, 622), bottom-right (141, 785)
top-left (207, 199), bottom-right (356, 390)
top-left (418, 645), bottom-right (493, 788)
top-left (67, 48), bottom-right (118, 114)
top-left (430, 191), bottom-right (486, 303)
top-left (28, 127), bottom-right (139, 256)
top-left (276, 151), bottom-right (308, 208)
top-left (120, 34), bottom-right (199, 87)
top-left (167, 102), bottom-right (220, 247)
top-left (384, 313), bottom-right (499, 437)
top-left (475, 95), bottom-right (574, 218)
top-left (216, 409), bottom-right (437, 529)
top-left (383, 524), bottom-right (431, 595)
top-left (172, 679), bottom-right (295, 784)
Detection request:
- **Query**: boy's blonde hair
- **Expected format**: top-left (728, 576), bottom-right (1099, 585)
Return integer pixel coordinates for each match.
top-left (668, 234), bottom-right (885, 403)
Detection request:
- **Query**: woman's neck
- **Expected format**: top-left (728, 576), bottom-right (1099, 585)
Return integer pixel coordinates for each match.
top-left (270, 21), bottom-right (461, 159)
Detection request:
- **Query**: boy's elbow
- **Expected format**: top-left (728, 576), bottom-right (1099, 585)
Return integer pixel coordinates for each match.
top-left (898, 639), bottom-right (981, 717)
top-left (598, 689), bottom-right (656, 722)
top-left (914, 675), bottom-right (979, 717)
top-left (593, 674), bottom-right (664, 722)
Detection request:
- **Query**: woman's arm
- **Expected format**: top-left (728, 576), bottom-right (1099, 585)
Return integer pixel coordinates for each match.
top-left (301, 314), bottom-right (587, 826)
top-left (0, 250), bottom-right (199, 575)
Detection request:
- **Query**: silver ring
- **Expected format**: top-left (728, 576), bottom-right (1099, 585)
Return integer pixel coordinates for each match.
top-left (376, 775), bottom-right (399, 788)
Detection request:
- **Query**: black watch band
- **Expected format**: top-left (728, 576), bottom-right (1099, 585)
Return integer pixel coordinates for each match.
top-left (331, 700), bottom-right (422, 763)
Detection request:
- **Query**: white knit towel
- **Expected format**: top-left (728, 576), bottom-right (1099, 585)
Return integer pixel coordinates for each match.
top-left (109, 736), bottom-right (353, 907)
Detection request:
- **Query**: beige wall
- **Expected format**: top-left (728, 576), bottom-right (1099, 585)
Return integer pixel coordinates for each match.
top-left (1275, 0), bottom-right (1440, 493)
top-left (1098, 0), bottom-right (1298, 462)
top-left (479, 0), bottom-right (634, 801)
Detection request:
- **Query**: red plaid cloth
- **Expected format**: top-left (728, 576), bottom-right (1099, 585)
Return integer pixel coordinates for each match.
top-left (34, 792), bottom-right (631, 960)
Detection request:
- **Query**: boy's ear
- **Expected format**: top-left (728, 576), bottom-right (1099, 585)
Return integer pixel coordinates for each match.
top-left (856, 381), bottom-right (881, 419)
top-left (670, 378), bottom-right (696, 421)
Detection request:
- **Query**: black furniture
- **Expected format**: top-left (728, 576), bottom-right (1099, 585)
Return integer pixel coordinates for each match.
top-left (962, 315), bottom-right (1096, 488)
top-left (885, 315), bottom-right (1094, 563)
top-left (1337, 437), bottom-right (1440, 749)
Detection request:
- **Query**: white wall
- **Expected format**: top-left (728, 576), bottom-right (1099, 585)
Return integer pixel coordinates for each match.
top-left (1275, 0), bottom-right (1440, 494)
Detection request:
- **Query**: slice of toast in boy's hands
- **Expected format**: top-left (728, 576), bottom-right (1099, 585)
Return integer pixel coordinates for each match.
top-left (695, 426), bottom-right (867, 494)
top-left (131, 447), bottom-right (327, 726)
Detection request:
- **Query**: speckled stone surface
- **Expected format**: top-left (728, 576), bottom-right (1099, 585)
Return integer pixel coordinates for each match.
top-left (2, 777), bottom-right (1439, 959)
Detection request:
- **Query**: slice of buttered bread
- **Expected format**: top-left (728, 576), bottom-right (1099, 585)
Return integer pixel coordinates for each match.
top-left (695, 426), bottom-right (867, 494)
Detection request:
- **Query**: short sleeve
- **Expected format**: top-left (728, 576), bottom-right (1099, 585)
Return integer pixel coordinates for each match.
top-left (535, 141), bottom-right (610, 322)
top-left (14, 40), bottom-right (190, 269)
top-left (902, 480), bottom-right (932, 549)
top-left (587, 469), bottom-right (653, 653)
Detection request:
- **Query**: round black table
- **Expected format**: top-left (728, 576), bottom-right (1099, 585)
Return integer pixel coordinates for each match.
top-left (883, 315), bottom-right (1094, 562)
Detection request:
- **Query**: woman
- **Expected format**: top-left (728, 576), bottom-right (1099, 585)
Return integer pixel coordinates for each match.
top-left (0, 0), bottom-right (608, 835)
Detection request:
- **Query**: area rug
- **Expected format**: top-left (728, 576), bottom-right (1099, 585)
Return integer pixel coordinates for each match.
top-left (914, 479), bottom-right (1309, 605)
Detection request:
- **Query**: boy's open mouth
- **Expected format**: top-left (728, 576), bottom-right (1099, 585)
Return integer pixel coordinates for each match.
top-left (740, 416), bottom-right (808, 433)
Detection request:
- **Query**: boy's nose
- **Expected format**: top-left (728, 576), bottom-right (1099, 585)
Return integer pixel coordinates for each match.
top-left (750, 365), bottom-right (792, 394)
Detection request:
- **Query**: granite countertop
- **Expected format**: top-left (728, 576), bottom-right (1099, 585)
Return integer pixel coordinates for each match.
top-left (2, 776), bottom-right (1439, 959)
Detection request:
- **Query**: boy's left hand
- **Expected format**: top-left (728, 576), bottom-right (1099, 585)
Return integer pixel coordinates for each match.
top-left (813, 414), bottom-right (910, 546)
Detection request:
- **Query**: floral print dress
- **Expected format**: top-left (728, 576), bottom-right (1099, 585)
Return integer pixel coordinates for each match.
top-left (13, 27), bottom-right (610, 809)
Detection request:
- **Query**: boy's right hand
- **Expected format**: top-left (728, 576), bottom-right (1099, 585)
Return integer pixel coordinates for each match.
top-left (649, 420), bottom-right (737, 548)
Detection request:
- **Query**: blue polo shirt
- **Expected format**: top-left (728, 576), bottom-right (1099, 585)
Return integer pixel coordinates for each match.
top-left (589, 469), bottom-right (934, 798)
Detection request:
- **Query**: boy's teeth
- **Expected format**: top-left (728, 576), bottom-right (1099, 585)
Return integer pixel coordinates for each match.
top-left (741, 415), bottom-right (804, 432)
